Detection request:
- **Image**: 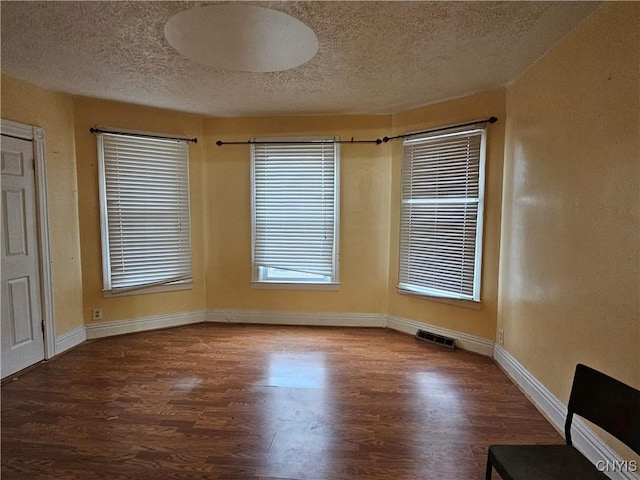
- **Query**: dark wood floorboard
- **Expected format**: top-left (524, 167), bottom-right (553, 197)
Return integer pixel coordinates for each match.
top-left (1, 324), bottom-right (562, 479)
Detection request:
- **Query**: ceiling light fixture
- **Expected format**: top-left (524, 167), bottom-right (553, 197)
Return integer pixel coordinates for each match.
top-left (164, 4), bottom-right (318, 73)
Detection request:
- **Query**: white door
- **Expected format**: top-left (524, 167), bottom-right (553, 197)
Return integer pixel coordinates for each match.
top-left (1, 135), bottom-right (45, 378)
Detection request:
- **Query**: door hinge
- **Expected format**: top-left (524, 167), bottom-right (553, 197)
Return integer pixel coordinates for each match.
top-left (41, 319), bottom-right (45, 339)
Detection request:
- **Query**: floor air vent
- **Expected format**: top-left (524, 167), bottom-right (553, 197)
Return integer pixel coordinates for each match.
top-left (415, 329), bottom-right (456, 349)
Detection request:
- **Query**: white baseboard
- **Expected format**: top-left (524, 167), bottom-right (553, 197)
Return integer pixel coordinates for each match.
top-left (73, 309), bottom-right (492, 357)
top-left (493, 344), bottom-right (639, 480)
top-left (492, 344), bottom-right (566, 428)
top-left (54, 325), bottom-right (87, 356)
top-left (207, 308), bottom-right (387, 328)
top-left (387, 315), bottom-right (495, 356)
top-left (85, 310), bottom-right (207, 340)
top-left (62, 308), bottom-right (493, 357)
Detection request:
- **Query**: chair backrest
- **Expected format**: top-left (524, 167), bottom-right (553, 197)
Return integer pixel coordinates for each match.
top-left (564, 363), bottom-right (640, 454)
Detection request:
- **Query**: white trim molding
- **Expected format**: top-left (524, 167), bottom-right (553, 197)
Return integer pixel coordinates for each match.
top-left (493, 344), bottom-right (639, 480)
top-left (387, 314), bottom-right (495, 356)
top-left (60, 309), bottom-right (492, 357)
top-left (44, 304), bottom-right (498, 361)
top-left (208, 309), bottom-right (387, 328)
top-left (55, 325), bottom-right (86, 356)
top-left (1, 119), bottom-right (56, 359)
top-left (86, 310), bottom-right (207, 340)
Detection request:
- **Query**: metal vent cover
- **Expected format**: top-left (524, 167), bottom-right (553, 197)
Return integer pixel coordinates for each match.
top-left (415, 329), bottom-right (456, 349)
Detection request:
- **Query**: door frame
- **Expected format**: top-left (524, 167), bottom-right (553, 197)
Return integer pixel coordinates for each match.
top-left (1, 118), bottom-right (55, 360)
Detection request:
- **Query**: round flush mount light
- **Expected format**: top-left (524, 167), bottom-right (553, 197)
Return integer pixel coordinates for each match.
top-left (164, 4), bottom-right (318, 73)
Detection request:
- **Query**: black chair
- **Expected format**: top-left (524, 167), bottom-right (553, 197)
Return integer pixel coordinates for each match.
top-left (486, 363), bottom-right (640, 480)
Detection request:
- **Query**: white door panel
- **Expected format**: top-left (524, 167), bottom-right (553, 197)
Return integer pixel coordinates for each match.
top-left (1, 135), bottom-right (45, 378)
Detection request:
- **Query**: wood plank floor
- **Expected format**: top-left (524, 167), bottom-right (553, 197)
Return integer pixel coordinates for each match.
top-left (1, 324), bottom-right (563, 479)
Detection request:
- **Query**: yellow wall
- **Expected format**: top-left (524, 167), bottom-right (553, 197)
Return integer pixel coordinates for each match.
top-left (204, 116), bottom-right (392, 313)
top-left (1, 74), bottom-right (84, 336)
top-left (2, 75), bottom-right (504, 338)
top-left (387, 90), bottom-right (506, 340)
top-left (500, 1), bottom-right (639, 456)
top-left (73, 97), bottom-right (206, 323)
top-left (0, 76), bottom-right (506, 341)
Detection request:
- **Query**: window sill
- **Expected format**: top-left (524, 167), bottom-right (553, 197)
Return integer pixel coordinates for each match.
top-left (397, 288), bottom-right (481, 310)
top-left (104, 282), bottom-right (193, 297)
top-left (251, 281), bottom-right (340, 291)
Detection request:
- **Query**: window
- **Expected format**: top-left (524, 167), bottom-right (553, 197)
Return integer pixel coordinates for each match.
top-left (399, 125), bottom-right (487, 302)
top-left (98, 131), bottom-right (192, 293)
top-left (251, 138), bottom-right (339, 285)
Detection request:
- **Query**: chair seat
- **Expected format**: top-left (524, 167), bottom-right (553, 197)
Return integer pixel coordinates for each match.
top-left (488, 444), bottom-right (609, 480)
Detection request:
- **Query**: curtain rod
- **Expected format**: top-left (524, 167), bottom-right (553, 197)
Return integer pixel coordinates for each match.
top-left (216, 138), bottom-right (382, 146)
top-left (382, 116), bottom-right (498, 143)
top-left (90, 127), bottom-right (198, 144)
top-left (215, 116), bottom-right (497, 147)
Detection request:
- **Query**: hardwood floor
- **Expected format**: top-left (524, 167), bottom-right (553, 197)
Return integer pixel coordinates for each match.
top-left (1, 324), bottom-right (562, 479)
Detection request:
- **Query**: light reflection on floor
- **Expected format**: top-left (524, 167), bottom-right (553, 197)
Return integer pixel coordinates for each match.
top-left (262, 352), bottom-right (327, 389)
top-left (259, 352), bottom-right (333, 478)
top-left (171, 376), bottom-right (203, 393)
top-left (411, 370), bottom-right (462, 405)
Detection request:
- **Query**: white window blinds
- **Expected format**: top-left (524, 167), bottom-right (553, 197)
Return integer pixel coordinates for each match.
top-left (98, 132), bottom-right (192, 292)
top-left (399, 126), bottom-right (486, 301)
top-left (252, 139), bottom-right (339, 283)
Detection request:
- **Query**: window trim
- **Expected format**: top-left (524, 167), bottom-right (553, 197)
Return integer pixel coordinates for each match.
top-left (398, 125), bottom-right (487, 302)
top-left (250, 136), bottom-right (340, 287)
top-left (97, 128), bottom-right (193, 295)
top-left (250, 281), bottom-right (340, 291)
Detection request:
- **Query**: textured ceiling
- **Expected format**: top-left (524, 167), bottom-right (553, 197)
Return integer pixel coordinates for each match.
top-left (1, 1), bottom-right (599, 116)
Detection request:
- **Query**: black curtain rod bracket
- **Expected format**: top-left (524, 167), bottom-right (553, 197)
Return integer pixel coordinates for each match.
top-left (90, 127), bottom-right (197, 143)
